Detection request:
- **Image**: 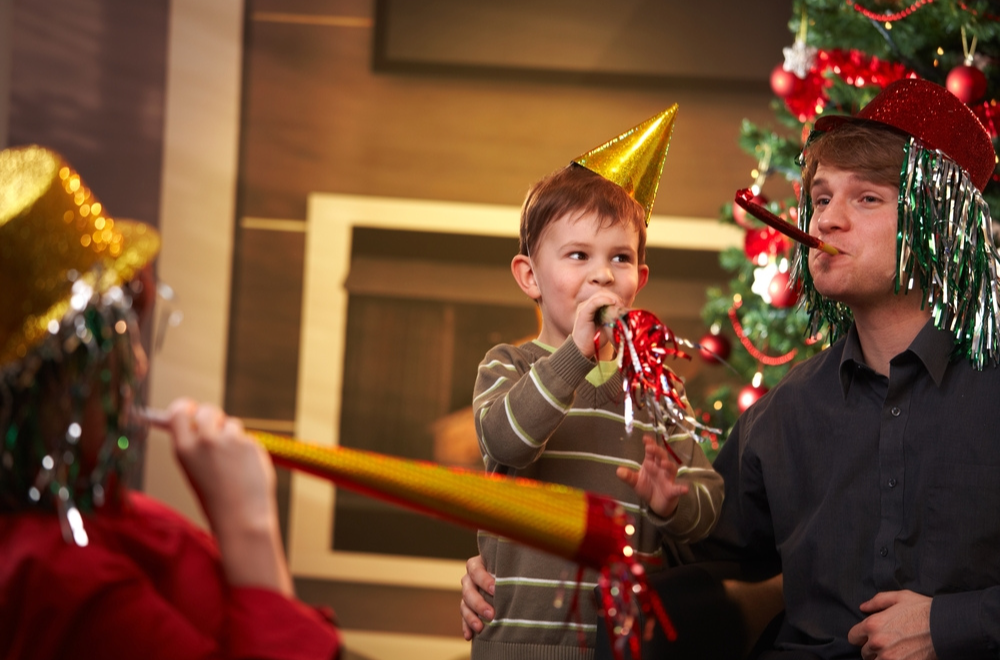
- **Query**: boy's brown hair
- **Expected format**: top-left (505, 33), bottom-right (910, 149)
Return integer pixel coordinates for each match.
top-left (518, 163), bottom-right (647, 263)
top-left (801, 121), bottom-right (907, 195)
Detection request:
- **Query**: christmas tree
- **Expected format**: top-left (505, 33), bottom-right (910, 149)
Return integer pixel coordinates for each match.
top-left (695, 0), bottom-right (1000, 455)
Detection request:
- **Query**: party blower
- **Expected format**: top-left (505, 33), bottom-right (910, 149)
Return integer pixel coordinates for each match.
top-left (733, 188), bottom-right (839, 255)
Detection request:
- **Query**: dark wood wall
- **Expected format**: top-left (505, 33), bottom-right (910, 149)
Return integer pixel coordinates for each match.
top-left (7, 0), bottom-right (168, 229)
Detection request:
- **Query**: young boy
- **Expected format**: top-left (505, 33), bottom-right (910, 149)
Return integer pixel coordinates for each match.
top-left (470, 110), bottom-right (724, 660)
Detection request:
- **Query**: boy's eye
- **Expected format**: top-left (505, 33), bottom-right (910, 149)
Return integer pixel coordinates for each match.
top-left (612, 253), bottom-right (633, 264)
top-left (568, 251), bottom-right (587, 260)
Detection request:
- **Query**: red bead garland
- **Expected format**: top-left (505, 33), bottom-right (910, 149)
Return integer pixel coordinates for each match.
top-left (847, 0), bottom-right (935, 22)
top-left (727, 298), bottom-right (798, 366)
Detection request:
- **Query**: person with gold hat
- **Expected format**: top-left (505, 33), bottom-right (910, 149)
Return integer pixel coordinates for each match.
top-left (585, 78), bottom-right (1000, 659)
top-left (0, 146), bottom-right (341, 659)
top-left (462, 108), bottom-right (725, 660)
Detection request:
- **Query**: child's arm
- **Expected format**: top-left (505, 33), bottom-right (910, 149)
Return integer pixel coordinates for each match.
top-left (473, 341), bottom-right (594, 470)
top-left (617, 432), bottom-right (723, 544)
top-left (618, 377), bottom-right (725, 543)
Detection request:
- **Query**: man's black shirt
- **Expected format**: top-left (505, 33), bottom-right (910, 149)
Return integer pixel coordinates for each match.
top-left (700, 319), bottom-right (1000, 659)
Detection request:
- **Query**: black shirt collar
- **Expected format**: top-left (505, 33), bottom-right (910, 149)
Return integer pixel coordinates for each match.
top-left (838, 318), bottom-right (954, 396)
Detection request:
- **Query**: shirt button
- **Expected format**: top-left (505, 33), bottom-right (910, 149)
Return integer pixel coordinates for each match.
top-left (880, 546), bottom-right (888, 557)
top-left (888, 478), bottom-right (898, 488)
top-left (891, 406), bottom-right (901, 417)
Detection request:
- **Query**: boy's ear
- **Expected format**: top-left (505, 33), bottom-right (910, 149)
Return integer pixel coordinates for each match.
top-left (636, 263), bottom-right (650, 294)
top-left (511, 254), bottom-right (540, 300)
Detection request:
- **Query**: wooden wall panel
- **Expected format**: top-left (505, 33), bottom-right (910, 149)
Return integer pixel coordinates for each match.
top-left (230, 0), bottom-right (797, 428)
top-left (238, 0), bottom-right (793, 221)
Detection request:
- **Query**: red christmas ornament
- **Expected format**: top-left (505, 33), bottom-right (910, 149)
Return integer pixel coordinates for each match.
top-left (744, 226), bottom-right (791, 262)
top-left (697, 332), bottom-right (731, 364)
top-left (738, 383), bottom-right (768, 412)
top-left (770, 64), bottom-right (800, 99)
top-left (767, 271), bottom-right (799, 309)
top-left (946, 64), bottom-right (987, 104)
top-left (733, 193), bottom-right (768, 229)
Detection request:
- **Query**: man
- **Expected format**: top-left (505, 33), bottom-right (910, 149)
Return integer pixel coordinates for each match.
top-left (465, 78), bottom-right (1000, 659)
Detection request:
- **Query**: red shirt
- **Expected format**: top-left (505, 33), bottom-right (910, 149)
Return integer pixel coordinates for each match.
top-left (0, 492), bottom-right (341, 660)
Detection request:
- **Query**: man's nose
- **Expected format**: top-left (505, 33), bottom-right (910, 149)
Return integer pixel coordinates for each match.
top-left (815, 199), bottom-right (848, 234)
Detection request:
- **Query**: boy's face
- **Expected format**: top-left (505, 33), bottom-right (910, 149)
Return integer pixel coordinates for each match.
top-left (514, 209), bottom-right (648, 347)
top-left (807, 164), bottom-right (904, 312)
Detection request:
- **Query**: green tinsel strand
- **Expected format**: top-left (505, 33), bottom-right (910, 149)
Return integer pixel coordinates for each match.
top-left (0, 275), bottom-right (145, 541)
top-left (901, 140), bottom-right (1000, 369)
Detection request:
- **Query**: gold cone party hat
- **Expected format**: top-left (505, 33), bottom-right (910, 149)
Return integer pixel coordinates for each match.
top-left (572, 105), bottom-right (678, 225)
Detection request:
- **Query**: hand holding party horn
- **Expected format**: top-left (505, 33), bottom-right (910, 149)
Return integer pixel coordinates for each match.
top-left (734, 188), bottom-right (838, 255)
top-left (142, 406), bottom-right (675, 656)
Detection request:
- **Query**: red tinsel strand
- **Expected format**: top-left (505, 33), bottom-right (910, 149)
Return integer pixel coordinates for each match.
top-left (590, 496), bottom-right (676, 660)
top-left (562, 564), bottom-right (589, 649)
top-left (727, 301), bottom-right (798, 366)
top-left (957, 2), bottom-right (1000, 20)
top-left (846, 0), bottom-right (935, 21)
top-left (606, 309), bottom-right (721, 457)
top-left (598, 563), bottom-right (676, 660)
top-left (821, 48), bottom-right (913, 88)
top-left (781, 48), bottom-right (915, 122)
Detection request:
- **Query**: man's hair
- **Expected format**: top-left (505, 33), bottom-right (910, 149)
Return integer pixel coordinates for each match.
top-left (801, 121), bottom-right (908, 194)
top-left (518, 163), bottom-right (647, 262)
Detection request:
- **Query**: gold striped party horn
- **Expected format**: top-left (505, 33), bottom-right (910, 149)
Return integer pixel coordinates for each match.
top-left (141, 407), bottom-right (628, 568)
top-left (252, 430), bottom-right (629, 569)
top-left (144, 410), bottom-right (675, 655)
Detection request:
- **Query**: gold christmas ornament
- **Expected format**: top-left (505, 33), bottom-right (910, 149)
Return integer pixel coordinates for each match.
top-left (0, 145), bottom-right (160, 366)
top-left (572, 105), bottom-right (678, 225)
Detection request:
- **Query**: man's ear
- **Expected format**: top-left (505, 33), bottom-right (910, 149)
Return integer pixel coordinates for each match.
top-left (636, 263), bottom-right (650, 294)
top-left (511, 254), bottom-right (540, 300)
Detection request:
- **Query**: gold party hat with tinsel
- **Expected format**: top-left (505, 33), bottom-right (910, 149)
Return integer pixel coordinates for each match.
top-left (572, 105), bottom-right (678, 225)
top-left (0, 145), bottom-right (160, 366)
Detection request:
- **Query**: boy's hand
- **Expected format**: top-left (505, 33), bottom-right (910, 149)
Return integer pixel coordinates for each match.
top-left (616, 434), bottom-right (689, 519)
top-left (460, 555), bottom-right (495, 640)
top-left (573, 294), bottom-right (626, 359)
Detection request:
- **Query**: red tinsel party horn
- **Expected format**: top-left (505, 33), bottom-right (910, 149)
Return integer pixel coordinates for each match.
top-left (734, 188), bottom-right (838, 255)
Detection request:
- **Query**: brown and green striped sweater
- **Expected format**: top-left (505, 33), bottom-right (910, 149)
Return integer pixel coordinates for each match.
top-left (471, 339), bottom-right (724, 660)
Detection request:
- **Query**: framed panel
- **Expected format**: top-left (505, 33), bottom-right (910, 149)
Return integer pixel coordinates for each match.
top-left (373, 0), bottom-right (793, 88)
top-left (288, 192), bottom-right (742, 592)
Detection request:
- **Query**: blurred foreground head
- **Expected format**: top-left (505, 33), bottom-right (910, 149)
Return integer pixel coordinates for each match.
top-left (0, 145), bottom-right (160, 543)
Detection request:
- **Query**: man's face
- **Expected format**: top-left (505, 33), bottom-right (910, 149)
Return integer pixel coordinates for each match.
top-left (806, 164), bottom-right (902, 312)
